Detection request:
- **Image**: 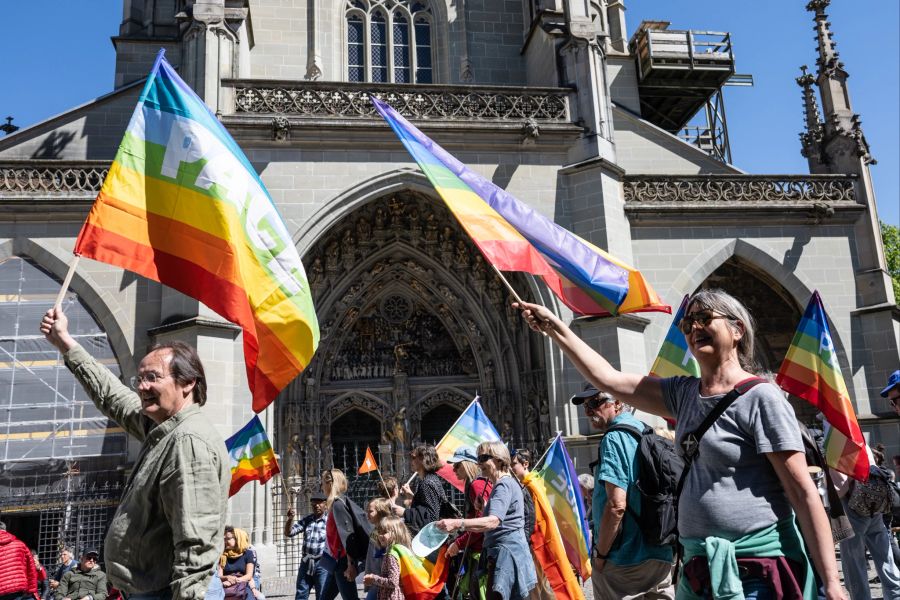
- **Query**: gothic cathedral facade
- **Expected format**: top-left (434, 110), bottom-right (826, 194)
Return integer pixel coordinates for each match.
top-left (0, 0), bottom-right (896, 575)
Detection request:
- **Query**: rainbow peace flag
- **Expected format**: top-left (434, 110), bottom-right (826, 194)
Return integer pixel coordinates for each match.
top-left (74, 50), bottom-right (319, 413)
top-left (650, 295), bottom-right (700, 378)
top-left (523, 473), bottom-right (586, 600)
top-left (532, 435), bottom-right (592, 580)
top-left (372, 97), bottom-right (669, 317)
top-left (776, 291), bottom-right (869, 481)
top-left (434, 397), bottom-right (500, 491)
top-left (390, 544), bottom-right (449, 600)
top-left (226, 415), bottom-right (280, 497)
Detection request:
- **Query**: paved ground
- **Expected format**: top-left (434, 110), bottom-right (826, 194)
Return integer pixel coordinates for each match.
top-left (261, 552), bottom-right (885, 599)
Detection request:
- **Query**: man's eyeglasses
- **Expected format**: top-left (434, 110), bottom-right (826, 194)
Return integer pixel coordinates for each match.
top-left (677, 311), bottom-right (730, 335)
top-left (584, 395), bottom-right (614, 411)
top-left (129, 372), bottom-right (170, 389)
top-left (477, 454), bottom-right (493, 464)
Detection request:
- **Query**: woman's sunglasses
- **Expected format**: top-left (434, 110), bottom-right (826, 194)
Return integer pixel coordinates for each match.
top-left (677, 311), bottom-right (730, 335)
top-left (477, 454), bottom-right (493, 464)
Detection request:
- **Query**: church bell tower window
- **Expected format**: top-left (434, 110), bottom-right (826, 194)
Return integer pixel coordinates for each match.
top-left (345, 0), bottom-right (434, 83)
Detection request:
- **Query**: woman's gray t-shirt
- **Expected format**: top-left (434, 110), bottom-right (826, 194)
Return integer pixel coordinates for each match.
top-left (483, 475), bottom-right (524, 547)
top-left (662, 377), bottom-right (804, 539)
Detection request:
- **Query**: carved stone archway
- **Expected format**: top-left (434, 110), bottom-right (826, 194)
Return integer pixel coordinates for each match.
top-left (277, 190), bottom-right (549, 478)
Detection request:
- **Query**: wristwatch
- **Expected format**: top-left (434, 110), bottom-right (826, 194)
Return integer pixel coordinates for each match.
top-left (458, 519), bottom-right (466, 532)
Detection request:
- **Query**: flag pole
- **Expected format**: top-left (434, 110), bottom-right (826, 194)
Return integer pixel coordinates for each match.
top-left (486, 260), bottom-right (550, 336)
top-left (486, 260), bottom-right (523, 304)
top-left (531, 431), bottom-right (561, 472)
top-left (54, 255), bottom-right (81, 308)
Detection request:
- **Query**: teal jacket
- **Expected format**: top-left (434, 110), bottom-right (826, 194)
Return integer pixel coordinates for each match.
top-left (678, 517), bottom-right (815, 600)
top-left (65, 345), bottom-right (230, 599)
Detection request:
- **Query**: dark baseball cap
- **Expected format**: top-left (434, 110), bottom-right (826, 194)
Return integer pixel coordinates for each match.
top-left (82, 549), bottom-right (100, 560)
top-left (570, 383), bottom-right (600, 405)
top-left (880, 370), bottom-right (900, 398)
top-left (310, 492), bottom-right (327, 502)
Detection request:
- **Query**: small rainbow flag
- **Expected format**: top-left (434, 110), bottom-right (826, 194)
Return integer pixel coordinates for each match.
top-left (650, 295), bottom-right (700, 378)
top-left (372, 97), bottom-right (669, 317)
top-left (434, 397), bottom-right (500, 491)
top-left (532, 435), bottom-right (592, 581)
top-left (522, 472), bottom-right (586, 600)
top-left (74, 50), bottom-right (319, 413)
top-left (225, 415), bottom-right (280, 497)
top-left (390, 544), bottom-right (449, 600)
top-left (776, 291), bottom-right (869, 481)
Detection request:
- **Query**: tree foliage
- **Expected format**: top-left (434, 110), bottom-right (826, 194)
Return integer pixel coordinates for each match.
top-left (882, 220), bottom-right (900, 302)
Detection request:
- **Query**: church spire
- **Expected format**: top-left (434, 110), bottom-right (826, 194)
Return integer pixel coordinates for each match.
top-left (796, 65), bottom-right (826, 172)
top-left (805, 0), bottom-right (874, 168)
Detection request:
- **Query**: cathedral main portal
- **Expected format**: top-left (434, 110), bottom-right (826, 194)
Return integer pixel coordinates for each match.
top-left (278, 191), bottom-right (551, 489)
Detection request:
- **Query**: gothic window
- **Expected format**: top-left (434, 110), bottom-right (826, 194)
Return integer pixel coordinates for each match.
top-left (345, 0), bottom-right (434, 83)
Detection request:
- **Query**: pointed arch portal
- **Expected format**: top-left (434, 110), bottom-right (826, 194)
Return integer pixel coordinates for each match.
top-left (277, 190), bottom-right (550, 479)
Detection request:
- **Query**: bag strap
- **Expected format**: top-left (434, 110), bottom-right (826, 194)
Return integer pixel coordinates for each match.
top-left (672, 377), bottom-right (765, 576)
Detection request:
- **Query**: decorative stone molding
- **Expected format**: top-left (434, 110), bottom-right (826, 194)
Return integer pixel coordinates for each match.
top-left (226, 80), bottom-right (570, 122)
top-left (622, 174), bottom-right (857, 206)
top-left (0, 161), bottom-right (108, 194)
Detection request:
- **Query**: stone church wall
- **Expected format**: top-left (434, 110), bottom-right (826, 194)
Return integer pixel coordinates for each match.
top-left (612, 107), bottom-right (741, 175)
top-left (248, 0), bottom-right (310, 80)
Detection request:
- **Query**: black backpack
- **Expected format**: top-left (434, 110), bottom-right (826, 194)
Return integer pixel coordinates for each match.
top-left (341, 497), bottom-right (374, 560)
top-left (603, 424), bottom-right (683, 546)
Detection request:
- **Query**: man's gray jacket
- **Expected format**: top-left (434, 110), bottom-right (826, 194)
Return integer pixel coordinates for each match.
top-left (64, 345), bottom-right (230, 599)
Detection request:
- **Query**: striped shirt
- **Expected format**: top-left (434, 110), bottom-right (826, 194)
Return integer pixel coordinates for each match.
top-left (288, 512), bottom-right (328, 558)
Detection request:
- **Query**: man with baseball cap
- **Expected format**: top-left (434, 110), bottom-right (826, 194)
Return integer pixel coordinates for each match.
top-left (572, 384), bottom-right (674, 600)
top-left (285, 492), bottom-right (329, 600)
top-left (57, 549), bottom-right (107, 600)
top-left (881, 370), bottom-right (900, 416)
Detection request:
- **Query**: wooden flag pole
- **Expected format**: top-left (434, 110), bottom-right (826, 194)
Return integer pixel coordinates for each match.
top-left (485, 261), bottom-right (550, 336)
top-left (486, 260), bottom-right (523, 304)
top-left (54, 256), bottom-right (81, 309)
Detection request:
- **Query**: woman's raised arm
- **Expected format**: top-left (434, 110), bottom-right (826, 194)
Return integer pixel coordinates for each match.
top-left (516, 302), bottom-right (671, 419)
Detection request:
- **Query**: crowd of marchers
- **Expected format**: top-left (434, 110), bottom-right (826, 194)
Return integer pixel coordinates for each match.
top-left (0, 292), bottom-right (894, 600)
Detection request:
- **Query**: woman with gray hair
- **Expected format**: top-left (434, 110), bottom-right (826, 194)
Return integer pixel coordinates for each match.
top-left (437, 441), bottom-right (537, 600)
top-left (517, 289), bottom-right (844, 600)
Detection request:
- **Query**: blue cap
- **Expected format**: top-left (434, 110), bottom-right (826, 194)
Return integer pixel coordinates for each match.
top-left (447, 446), bottom-right (477, 464)
top-left (880, 370), bottom-right (900, 397)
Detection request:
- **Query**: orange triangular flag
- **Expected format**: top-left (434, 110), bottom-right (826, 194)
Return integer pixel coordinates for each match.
top-left (358, 446), bottom-right (378, 475)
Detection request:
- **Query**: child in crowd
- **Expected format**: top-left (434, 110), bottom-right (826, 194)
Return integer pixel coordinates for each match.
top-left (363, 515), bottom-right (412, 600)
top-left (363, 498), bottom-right (396, 600)
top-left (378, 476), bottom-right (400, 503)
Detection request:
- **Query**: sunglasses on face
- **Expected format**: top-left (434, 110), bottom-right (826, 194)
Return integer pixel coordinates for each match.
top-left (584, 395), bottom-right (614, 411)
top-left (677, 311), bottom-right (730, 335)
top-left (477, 454), bottom-right (493, 464)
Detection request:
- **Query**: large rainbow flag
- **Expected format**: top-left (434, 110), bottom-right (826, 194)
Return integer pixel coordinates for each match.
top-left (226, 415), bottom-right (280, 497)
top-left (649, 295), bottom-right (700, 378)
top-left (434, 397), bottom-right (501, 491)
top-left (372, 97), bottom-right (669, 317)
top-left (390, 544), bottom-right (449, 600)
top-left (523, 473), bottom-right (586, 600)
top-left (776, 291), bottom-right (869, 481)
top-left (532, 435), bottom-right (592, 581)
top-left (74, 50), bottom-right (319, 412)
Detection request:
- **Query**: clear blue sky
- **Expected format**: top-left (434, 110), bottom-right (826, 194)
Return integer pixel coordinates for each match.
top-left (1, 0), bottom-right (897, 225)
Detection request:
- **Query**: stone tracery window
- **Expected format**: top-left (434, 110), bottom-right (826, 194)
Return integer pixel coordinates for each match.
top-left (345, 0), bottom-right (434, 83)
